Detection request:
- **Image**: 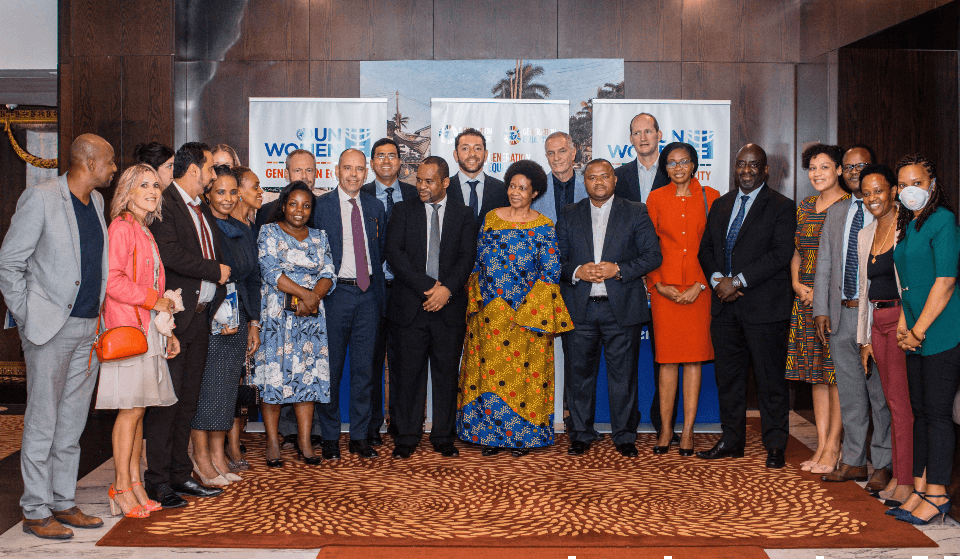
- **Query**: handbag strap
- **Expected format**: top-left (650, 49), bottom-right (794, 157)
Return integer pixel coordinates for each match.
top-left (702, 185), bottom-right (709, 216)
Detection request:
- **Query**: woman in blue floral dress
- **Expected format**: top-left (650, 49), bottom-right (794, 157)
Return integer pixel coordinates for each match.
top-left (253, 182), bottom-right (336, 467)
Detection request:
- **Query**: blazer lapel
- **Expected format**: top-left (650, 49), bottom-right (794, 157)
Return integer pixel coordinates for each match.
top-left (733, 186), bottom-right (769, 249)
top-left (59, 175), bottom-right (82, 265)
top-left (579, 199), bottom-right (594, 260)
top-left (447, 176), bottom-right (464, 205)
top-left (166, 184), bottom-right (203, 254)
top-left (600, 198), bottom-right (623, 262)
top-left (415, 200), bottom-right (430, 270)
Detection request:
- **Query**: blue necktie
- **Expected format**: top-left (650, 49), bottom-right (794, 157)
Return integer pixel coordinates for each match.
top-left (843, 201), bottom-right (864, 300)
top-left (467, 180), bottom-right (479, 219)
top-left (384, 187), bottom-right (395, 222)
top-left (725, 195), bottom-right (749, 277)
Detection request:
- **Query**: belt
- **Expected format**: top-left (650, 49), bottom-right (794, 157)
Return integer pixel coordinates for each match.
top-left (871, 299), bottom-right (901, 309)
top-left (841, 299), bottom-right (859, 308)
top-left (338, 278), bottom-right (358, 286)
top-left (588, 296), bottom-right (609, 302)
top-left (196, 302), bottom-right (208, 313)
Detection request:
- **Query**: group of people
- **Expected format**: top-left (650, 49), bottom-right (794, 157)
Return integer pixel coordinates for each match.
top-left (3, 109), bottom-right (958, 540)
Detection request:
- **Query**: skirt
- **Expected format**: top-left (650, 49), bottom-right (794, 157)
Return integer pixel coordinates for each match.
top-left (191, 309), bottom-right (248, 431)
top-left (649, 283), bottom-right (714, 363)
top-left (95, 310), bottom-right (177, 410)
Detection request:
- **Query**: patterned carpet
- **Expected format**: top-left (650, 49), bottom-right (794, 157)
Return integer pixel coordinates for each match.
top-left (0, 415), bottom-right (23, 460)
top-left (97, 421), bottom-right (936, 550)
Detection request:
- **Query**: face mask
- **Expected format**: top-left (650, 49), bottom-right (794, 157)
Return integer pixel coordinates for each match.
top-left (899, 178), bottom-right (935, 211)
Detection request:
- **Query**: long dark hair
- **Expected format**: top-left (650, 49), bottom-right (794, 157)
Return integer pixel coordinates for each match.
top-left (894, 154), bottom-right (955, 241)
top-left (269, 181), bottom-right (315, 224)
top-left (133, 141), bottom-right (174, 170)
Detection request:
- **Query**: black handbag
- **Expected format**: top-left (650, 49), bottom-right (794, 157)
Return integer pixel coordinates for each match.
top-left (235, 358), bottom-right (260, 414)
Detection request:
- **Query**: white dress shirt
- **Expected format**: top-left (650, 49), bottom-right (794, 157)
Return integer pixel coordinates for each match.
top-left (173, 181), bottom-right (216, 304)
top-left (458, 170), bottom-right (485, 209)
top-left (841, 196), bottom-right (874, 300)
top-left (424, 195), bottom-right (448, 273)
top-left (572, 195), bottom-right (615, 297)
top-left (336, 187), bottom-right (373, 279)
top-left (637, 159), bottom-right (660, 203)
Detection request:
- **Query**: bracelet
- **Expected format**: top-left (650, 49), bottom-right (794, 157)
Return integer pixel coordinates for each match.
top-left (909, 328), bottom-right (925, 342)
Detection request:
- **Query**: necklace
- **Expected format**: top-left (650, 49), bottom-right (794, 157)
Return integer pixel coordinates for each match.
top-left (871, 214), bottom-right (896, 264)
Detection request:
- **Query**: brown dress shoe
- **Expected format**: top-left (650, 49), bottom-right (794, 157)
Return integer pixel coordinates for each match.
top-left (864, 467), bottom-right (893, 493)
top-left (821, 462), bottom-right (868, 482)
top-left (22, 516), bottom-right (73, 539)
top-left (52, 506), bottom-right (104, 529)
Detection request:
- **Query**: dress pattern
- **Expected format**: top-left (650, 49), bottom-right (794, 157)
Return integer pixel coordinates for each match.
top-left (785, 194), bottom-right (848, 384)
top-left (252, 223), bottom-right (336, 404)
top-left (457, 212), bottom-right (573, 448)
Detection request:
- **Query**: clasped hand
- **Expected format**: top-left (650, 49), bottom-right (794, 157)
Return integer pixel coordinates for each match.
top-left (294, 291), bottom-right (321, 317)
top-left (575, 262), bottom-right (618, 283)
top-left (714, 277), bottom-right (743, 303)
top-left (423, 281), bottom-right (451, 312)
top-left (655, 282), bottom-right (701, 305)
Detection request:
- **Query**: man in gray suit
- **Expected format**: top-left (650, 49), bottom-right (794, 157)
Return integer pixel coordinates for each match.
top-left (535, 131), bottom-right (588, 223)
top-left (0, 134), bottom-right (114, 539)
top-left (813, 145), bottom-right (892, 490)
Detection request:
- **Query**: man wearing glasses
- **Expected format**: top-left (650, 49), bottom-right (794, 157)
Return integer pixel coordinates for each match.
top-left (361, 138), bottom-right (418, 445)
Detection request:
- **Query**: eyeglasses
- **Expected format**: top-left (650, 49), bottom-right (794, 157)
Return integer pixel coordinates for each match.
top-left (843, 163), bottom-right (868, 172)
top-left (375, 154), bottom-right (398, 161)
top-left (665, 160), bottom-right (691, 169)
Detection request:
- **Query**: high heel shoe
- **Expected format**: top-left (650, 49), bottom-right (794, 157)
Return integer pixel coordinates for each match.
top-left (296, 444), bottom-right (322, 465)
top-left (191, 458), bottom-right (230, 486)
top-left (678, 447), bottom-right (694, 457)
top-left (130, 481), bottom-right (161, 512)
top-left (652, 446), bottom-right (669, 454)
top-left (886, 490), bottom-right (924, 517)
top-left (108, 485), bottom-right (150, 518)
top-left (213, 463), bottom-right (242, 482)
top-left (899, 494), bottom-right (950, 525)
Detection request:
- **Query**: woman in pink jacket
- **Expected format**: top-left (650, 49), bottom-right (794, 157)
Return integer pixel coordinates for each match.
top-left (95, 164), bottom-right (180, 518)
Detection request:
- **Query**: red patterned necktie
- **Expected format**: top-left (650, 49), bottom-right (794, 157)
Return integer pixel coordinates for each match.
top-left (348, 198), bottom-right (370, 291)
top-left (189, 202), bottom-right (215, 259)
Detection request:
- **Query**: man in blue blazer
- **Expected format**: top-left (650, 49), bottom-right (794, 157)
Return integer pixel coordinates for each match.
top-left (445, 128), bottom-right (508, 223)
top-left (534, 131), bottom-right (588, 224)
top-left (312, 149), bottom-right (387, 460)
top-left (556, 159), bottom-right (662, 458)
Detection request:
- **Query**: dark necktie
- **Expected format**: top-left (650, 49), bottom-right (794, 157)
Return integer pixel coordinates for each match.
top-left (843, 201), bottom-right (864, 300)
top-left (426, 203), bottom-right (441, 279)
top-left (725, 195), bottom-right (749, 277)
top-left (189, 202), bottom-right (215, 259)
top-left (384, 187), bottom-right (395, 221)
top-left (348, 198), bottom-right (370, 291)
top-left (467, 180), bottom-right (479, 219)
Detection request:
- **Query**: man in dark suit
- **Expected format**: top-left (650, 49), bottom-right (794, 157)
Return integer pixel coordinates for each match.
top-left (556, 159), bottom-right (662, 457)
top-left (312, 148), bottom-right (387, 460)
top-left (255, 149), bottom-right (317, 228)
top-left (384, 156), bottom-right (477, 459)
top-left (361, 138), bottom-right (418, 445)
top-left (145, 142), bottom-right (229, 507)
top-left (696, 143), bottom-right (796, 469)
top-left (445, 128), bottom-right (508, 222)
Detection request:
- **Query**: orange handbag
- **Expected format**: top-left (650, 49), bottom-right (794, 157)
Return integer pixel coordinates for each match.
top-left (91, 247), bottom-right (149, 363)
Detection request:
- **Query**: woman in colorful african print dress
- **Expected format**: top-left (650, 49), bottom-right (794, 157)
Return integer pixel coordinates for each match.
top-left (457, 160), bottom-right (573, 457)
top-left (786, 143), bottom-right (849, 474)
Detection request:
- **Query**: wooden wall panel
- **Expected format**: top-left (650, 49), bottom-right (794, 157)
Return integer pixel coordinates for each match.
top-left (558, 0), bottom-right (682, 61)
top-left (310, 0), bottom-right (433, 61)
top-left (70, 0), bottom-right (121, 56)
top-left (435, 0), bottom-right (558, 60)
top-left (71, 56), bottom-right (122, 159)
top-left (0, 128), bottom-right (27, 360)
top-left (122, 0), bottom-right (174, 56)
top-left (309, 61), bottom-right (362, 98)
top-left (58, 63), bottom-right (74, 171)
top-left (795, 58), bottom-right (831, 202)
top-left (681, 62), bottom-right (796, 196)
top-left (224, 0), bottom-right (310, 61)
top-left (681, 0), bottom-right (800, 63)
top-left (624, 62), bottom-right (681, 99)
top-left (121, 56), bottom-right (174, 170)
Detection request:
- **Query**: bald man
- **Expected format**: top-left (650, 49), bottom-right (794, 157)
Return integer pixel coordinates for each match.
top-left (311, 149), bottom-right (387, 460)
top-left (0, 134), bottom-right (114, 538)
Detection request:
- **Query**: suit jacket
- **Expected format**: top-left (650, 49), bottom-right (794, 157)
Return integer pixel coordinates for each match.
top-left (0, 173), bottom-right (109, 345)
top-left (360, 180), bottom-right (418, 213)
top-left (855, 219), bottom-right (902, 345)
top-left (312, 188), bottom-right (387, 313)
top-left (384, 196), bottom-right (477, 327)
top-left (556, 196), bottom-right (663, 327)
top-left (533, 171), bottom-right (589, 224)
top-left (614, 158), bottom-right (670, 203)
top-left (697, 185), bottom-right (796, 324)
top-left (447, 173), bottom-right (509, 221)
top-left (149, 183), bottom-right (226, 333)
top-left (813, 199), bottom-right (858, 329)
top-left (254, 199), bottom-right (277, 231)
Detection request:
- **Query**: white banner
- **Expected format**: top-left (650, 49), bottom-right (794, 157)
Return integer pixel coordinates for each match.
top-left (430, 98), bottom-right (568, 181)
top-left (593, 99), bottom-right (731, 193)
top-left (249, 98), bottom-right (388, 197)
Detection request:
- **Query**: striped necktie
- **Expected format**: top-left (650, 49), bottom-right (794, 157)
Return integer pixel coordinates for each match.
top-left (843, 201), bottom-right (864, 300)
top-left (724, 195), bottom-right (749, 277)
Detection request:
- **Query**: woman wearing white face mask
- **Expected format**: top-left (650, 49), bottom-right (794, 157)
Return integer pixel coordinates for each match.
top-left (888, 154), bottom-right (960, 525)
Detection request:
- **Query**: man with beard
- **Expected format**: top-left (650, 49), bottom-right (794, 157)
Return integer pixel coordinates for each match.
top-left (444, 128), bottom-right (508, 222)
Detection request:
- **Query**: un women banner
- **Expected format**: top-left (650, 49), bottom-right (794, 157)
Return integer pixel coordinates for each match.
top-left (593, 99), bottom-right (731, 193)
top-left (430, 99), bottom-right (569, 181)
top-left (249, 98), bottom-right (387, 196)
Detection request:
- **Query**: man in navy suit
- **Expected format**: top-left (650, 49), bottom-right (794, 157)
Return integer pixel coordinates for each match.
top-left (360, 138), bottom-right (418, 445)
top-left (445, 128), bottom-right (508, 223)
top-left (556, 159), bottom-right (662, 457)
top-left (312, 149), bottom-right (387, 460)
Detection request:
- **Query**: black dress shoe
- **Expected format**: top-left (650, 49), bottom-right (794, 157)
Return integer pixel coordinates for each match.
top-left (348, 440), bottom-right (379, 459)
top-left (387, 423), bottom-right (400, 437)
top-left (310, 434), bottom-right (324, 448)
top-left (265, 457), bottom-right (284, 468)
top-left (392, 444), bottom-right (415, 459)
top-left (481, 446), bottom-right (500, 456)
top-left (765, 448), bottom-right (786, 469)
top-left (435, 442), bottom-right (459, 457)
top-left (370, 433), bottom-right (384, 447)
top-left (678, 447), bottom-right (694, 457)
top-left (321, 441), bottom-right (341, 460)
top-left (171, 478), bottom-right (223, 498)
top-left (696, 441), bottom-right (745, 460)
top-left (617, 443), bottom-right (638, 457)
top-left (145, 483), bottom-right (187, 509)
top-left (281, 433), bottom-right (298, 450)
top-left (567, 440), bottom-right (589, 455)
top-left (511, 448), bottom-right (530, 457)
top-left (652, 446), bottom-right (669, 454)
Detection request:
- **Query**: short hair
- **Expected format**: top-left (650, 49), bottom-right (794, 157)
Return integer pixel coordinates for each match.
top-left (545, 131), bottom-right (575, 150)
top-left (630, 112), bottom-right (660, 133)
top-left (372, 138), bottom-right (400, 156)
top-left (895, 153), bottom-right (955, 242)
top-left (133, 141), bottom-right (174, 170)
top-left (211, 143), bottom-right (241, 167)
top-left (285, 149), bottom-right (314, 170)
top-left (859, 163), bottom-right (896, 191)
top-left (232, 165), bottom-right (254, 186)
top-left (110, 164), bottom-right (164, 225)
top-left (205, 164), bottom-right (236, 196)
top-left (454, 128), bottom-right (487, 150)
top-left (419, 156), bottom-right (450, 181)
top-left (173, 141), bottom-right (210, 180)
top-left (658, 142), bottom-right (699, 176)
top-left (801, 143), bottom-right (843, 169)
top-left (845, 144), bottom-right (877, 164)
top-left (504, 160), bottom-right (548, 202)
top-left (269, 181), bottom-right (316, 224)
top-left (584, 158), bottom-right (615, 174)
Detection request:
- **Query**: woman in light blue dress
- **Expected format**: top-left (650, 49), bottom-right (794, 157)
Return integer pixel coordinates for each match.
top-left (252, 181), bottom-right (336, 467)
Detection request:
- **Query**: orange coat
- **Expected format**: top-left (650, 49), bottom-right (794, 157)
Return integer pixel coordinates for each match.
top-left (646, 178), bottom-right (720, 288)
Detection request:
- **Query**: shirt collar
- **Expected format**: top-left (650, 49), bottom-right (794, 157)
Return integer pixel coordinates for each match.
top-left (173, 181), bottom-right (201, 206)
top-left (375, 178), bottom-right (400, 194)
top-left (638, 159), bottom-right (659, 173)
top-left (736, 182), bottom-right (765, 203)
top-left (458, 170), bottom-right (484, 186)
top-left (337, 186), bottom-right (361, 204)
top-left (552, 172), bottom-right (576, 187)
top-left (591, 194), bottom-right (615, 211)
top-left (426, 194), bottom-right (448, 210)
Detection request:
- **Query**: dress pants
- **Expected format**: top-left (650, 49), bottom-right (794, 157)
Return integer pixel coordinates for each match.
top-left (711, 304), bottom-right (790, 450)
top-left (19, 317), bottom-right (99, 519)
top-left (144, 309), bottom-right (210, 486)
top-left (369, 283), bottom-right (397, 438)
top-left (833, 304), bottom-right (891, 468)
top-left (566, 299), bottom-right (641, 446)
top-left (871, 306), bottom-right (913, 482)
top-left (318, 284), bottom-right (380, 441)
top-left (390, 310), bottom-right (465, 447)
top-left (906, 342), bottom-right (960, 485)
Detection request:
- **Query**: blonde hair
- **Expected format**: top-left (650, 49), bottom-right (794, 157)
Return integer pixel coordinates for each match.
top-left (111, 164), bottom-right (164, 225)
top-left (212, 143), bottom-right (241, 167)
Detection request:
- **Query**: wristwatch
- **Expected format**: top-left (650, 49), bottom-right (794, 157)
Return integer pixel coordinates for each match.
top-left (614, 265), bottom-right (622, 281)
top-left (731, 276), bottom-right (742, 289)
